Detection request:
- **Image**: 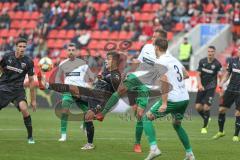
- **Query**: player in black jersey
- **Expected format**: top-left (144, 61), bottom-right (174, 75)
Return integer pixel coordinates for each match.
top-left (0, 38), bottom-right (36, 144)
top-left (212, 46), bottom-right (240, 142)
top-left (195, 46), bottom-right (222, 134)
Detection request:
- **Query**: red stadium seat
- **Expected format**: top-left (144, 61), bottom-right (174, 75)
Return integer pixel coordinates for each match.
top-left (48, 30), bottom-right (58, 39)
top-left (60, 50), bottom-right (68, 58)
top-left (55, 39), bottom-right (65, 48)
top-left (10, 20), bottom-right (20, 29)
top-left (100, 30), bottom-right (110, 40)
top-left (66, 30), bottom-right (75, 39)
top-left (204, 3), bottom-right (214, 13)
top-left (88, 40), bottom-right (98, 49)
top-left (8, 29), bottom-right (17, 37)
top-left (119, 31), bottom-right (129, 40)
top-left (30, 12), bottom-right (40, 20)
top-left (100, 3), bottom-right (108, 12)
top-left (93, 3), bottom-right (100, 11)
top-left (109, 31), bottom-right (119, 40)
top-left (167, 32), bottom-right (174, 41)
top-left (152, 4), bottom-right (161, 11)
top-left (91, 30), bottom-right (101, 40)
top-left (142, 4), bottom-right (152, 12)
top-left (47, 39), bottom-right (56, 48)
top-left (79, 49), bottom-right (88, 56)
top-left (0, 29), bottom-right (8, 37)
top-left (26, 21), bottom-right (37, 29)
top-left (0, 3), bottom-right (2, 10)
top-left (97, 40), bottom-right (108, 50)
top-left (14, 11), bottom-right (24, 19)
top-left (174, 23), bottom-right (185, 32)
top-left (57, 30), bottom-right (67, 39)
top-left (2, 2), bottom-right (11, 9)
top-left (23, 12), bottom-right (31, 20)
top-left (141, 13), bottom-right (154, 21)
top-left (134, 12), bottom-right (141, 21)
top-left (20, 20), bottom-right (28, 29)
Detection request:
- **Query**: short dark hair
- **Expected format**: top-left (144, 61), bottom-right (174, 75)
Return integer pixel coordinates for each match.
top-left (16, 38), bottom-right (27, 45)
top-left (68, 42), bottom-right (76, 48)
top-left (154, 28), bottom-right (167, 39)
top-left (154, 38), bottom-right (168, 51)
top-left (208, 45), bottom-right (216, 50)
top-left (107, 51), bottom-right (120, 62)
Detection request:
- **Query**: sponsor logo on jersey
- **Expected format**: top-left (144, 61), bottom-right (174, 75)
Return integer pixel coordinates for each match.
top-left (65, 72), bottom-right (81, 76)
top-left (6, 65), bottom-right (23, 73)
top-left (21, 63), bottom-right (26, 69)
top-left (211, 65), bottom-right (215, 69)
top-left (143, 57), bottom-right (154, 66)
top-left (202, 68), bottom-right (214, 74)
top-left (232, 68), bottom-right (240, 73)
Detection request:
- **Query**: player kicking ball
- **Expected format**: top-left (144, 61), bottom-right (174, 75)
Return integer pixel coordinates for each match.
top-left (39, 43), bottom-right (94, 144)
top-left (195, 46), bottom-right (222, 134)
top-left (212, 46), bottom-right (240, 142)
top-left (0, 38), bottom-right (36, 144)
top-left (143, 38), bottom-right (195, 160)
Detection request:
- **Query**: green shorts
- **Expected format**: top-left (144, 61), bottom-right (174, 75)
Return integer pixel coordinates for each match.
top-left (123, 74), bottom-right (149, 109)
top-left (150, 99), bottom-right (189, 120)
top-left (62, 93), bottom-right (88, 112)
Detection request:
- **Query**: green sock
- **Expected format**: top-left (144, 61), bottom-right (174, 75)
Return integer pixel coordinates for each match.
top-left (102, 92), bottom-right (120, 115)
top-left (135, 120), bottom-right (143, 144)
top-left (143, 116), bottom-right (157, 145)
top-left (173, 124), bottom-right (192, 152)
top-left (61, 113), bottom-right (68, 134)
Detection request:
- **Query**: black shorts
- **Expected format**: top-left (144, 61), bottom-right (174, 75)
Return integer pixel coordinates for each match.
top-left (220, 90), bottom-right (240, 111)
top-left (195, 88), bottom-right (215, 106)
top-left (0, 88), bottom-right (27, 111)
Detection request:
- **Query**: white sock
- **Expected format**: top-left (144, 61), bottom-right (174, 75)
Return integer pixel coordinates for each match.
top-left (61, 133), bottom-right (66, 139)
top-left (150, 144), bottom-right (158, 151)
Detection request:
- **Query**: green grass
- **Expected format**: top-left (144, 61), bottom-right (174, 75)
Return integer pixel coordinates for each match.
top-left (0, 108), bottom-right (239, 160)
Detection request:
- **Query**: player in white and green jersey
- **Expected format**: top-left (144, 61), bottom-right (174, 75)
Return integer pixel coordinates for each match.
top-left (143, 38), bottom-right (195, 160)
top-left (54, 43), bottom-right (94, 142)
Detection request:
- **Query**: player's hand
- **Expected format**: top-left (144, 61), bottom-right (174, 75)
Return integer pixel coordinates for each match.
top-left (198, 84), bottom-right (204, 91)
top-left (158, 104), bottom-right (167, 113)
top-left (95, 112), bottom-right (104, 121)
top-left (85, 110), bottom-right (95, 121)
top-left (31, 100), bottom-right (37, 112)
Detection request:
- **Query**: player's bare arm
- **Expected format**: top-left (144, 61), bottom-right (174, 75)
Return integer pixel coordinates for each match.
top-left (196, 72), bottom-right (204, 91)
top-left (159, 74), bottom-right (168, 113)
top-left (182, 68), bottom-right (189, 79)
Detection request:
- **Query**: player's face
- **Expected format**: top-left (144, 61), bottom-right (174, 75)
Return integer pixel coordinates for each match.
top-left (152, 32), bottom-right (160, 43)
top-left (105, 55), bottom-right (113, 70)
top-left (16, 42), bottom-right (27, 58)
top-left (67, 46), bottom-right (76, 59)
top-left (207, 48), bottom-right (215, 60)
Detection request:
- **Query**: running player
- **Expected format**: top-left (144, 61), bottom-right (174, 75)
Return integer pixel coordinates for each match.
top-left (143, 38), bottom-right (195, 160)
top-left (195, 46), bottom-right (222, 134)
top-left (212, 46), bottom-right (240, 142)
top-left (0, 38), bottom-right (36, 144)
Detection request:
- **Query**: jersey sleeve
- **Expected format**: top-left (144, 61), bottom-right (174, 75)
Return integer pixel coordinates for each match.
top-left (84, 65), bottom-right (95, 83)
top-left (137, 45), bottom-right (148, 62)
top-left (216, 61), bottom-right (222, 72)
top-left (226, 58), bottom-right (232, 73)
top-left (197, 60), bottom-right (203, 72)
top-left (27, 60), bottom-right (34, 76)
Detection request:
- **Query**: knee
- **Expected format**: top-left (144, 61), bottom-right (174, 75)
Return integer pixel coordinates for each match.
top-left (146, 112), bottom-right (155, 121)
top-left (136, 108), bottom-right (144, 120)
top-left (219, 107), bottom-right (227, 114)
top-left (172, 120), bottom-right (182, 129)
top-left (235, 110), bottom-right (240, 117)
top-left (195, 104), bottom-right (202, 111)
top-left (203, 105), bottom-right (210, 111)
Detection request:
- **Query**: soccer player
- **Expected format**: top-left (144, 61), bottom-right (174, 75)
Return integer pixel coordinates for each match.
top-left (212, 46), bottom-right (240, 142)
top-left (96, 29), bottom-right (168, 153)
top-left (0, 38), bottom-right (36, 144)
top-left (143, 38), bottom-right (195, 160)
top-left (42, 43), bottom-right (94, 142)
top-left (195, 46), bottom-right (222, 134)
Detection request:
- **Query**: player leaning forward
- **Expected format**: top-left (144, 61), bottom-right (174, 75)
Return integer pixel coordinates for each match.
top-left (143, 38), bottom-right (195, 160)
top-left (0, 38), bottom-right (36, 144)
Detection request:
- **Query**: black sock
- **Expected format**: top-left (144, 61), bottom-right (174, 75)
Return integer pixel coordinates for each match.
top-left (218, 113), bottom-right (226, 132)
top-left (24, 115), bottom-right (32, 139)
top-left (234, 116), bottom-right (240, 136)
top-left (85, 121), bottom-right (94, 144)
top-left (198, 110), bottom-right (205, 119)
top-left (203, 110), bottom-right (210, 128)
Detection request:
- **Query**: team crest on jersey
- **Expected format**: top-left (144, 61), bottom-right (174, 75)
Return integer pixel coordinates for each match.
top-left (21, 63), bottom-right (26, 69)
top-left (8, 59), bottom-right (12, 64)
top-left (211, 65), bottom-right (215, 69)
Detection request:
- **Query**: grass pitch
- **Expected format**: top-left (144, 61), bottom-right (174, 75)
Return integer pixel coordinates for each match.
top-left (0, 108), bottom-right (239, 160)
